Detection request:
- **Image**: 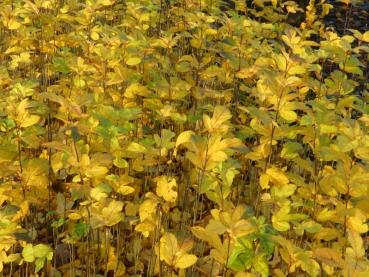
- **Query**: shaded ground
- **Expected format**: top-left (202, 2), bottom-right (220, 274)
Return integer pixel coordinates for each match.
top-left (325, 1), bottom-right (369, 33)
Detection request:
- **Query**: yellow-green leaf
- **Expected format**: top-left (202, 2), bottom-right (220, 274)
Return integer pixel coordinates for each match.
top-left (126, 57), bottom-right (142, 66)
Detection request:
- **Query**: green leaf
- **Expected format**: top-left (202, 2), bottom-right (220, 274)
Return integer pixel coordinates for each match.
top-left (52, 57), bottom-right (70, 73)
top-left (35, 258), bottom-right (45, 273)
top-left (0, 144), bottom-right (17, 163)
top-left (228, 245), bottom-right (253, 272)
top-left (281, 142), bottom-right (302, 159)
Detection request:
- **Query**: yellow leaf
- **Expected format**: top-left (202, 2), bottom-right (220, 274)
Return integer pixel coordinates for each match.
top-left (347, 229), bottom-right (364, 258)
top-left (125, 83), bottom-right (150, 98)
top-left (118, 185), bottom-right (135, 195)
top-left (91, 32), bottom-right (99, 40)
top-left (126, 142), bottom-right (146, 153)
top-left (203, 105), bottom-right (232, 133)
top-left (236, 66), bottom-right (257, 79)
top-left (272, 220), bottom-right (290, 232)
top-left (347, 214), bottom-right (368, 234)
top-left (139, 199), bottom-right (157, 221)
top-left (362, 31), bottom-right (369, 43)
top-left (274, 54), bottom-right (287, 72)
top-left (13, 201), bottom-right (29, 221)
top-left (313, 228), bottom-right (340, 241)
top-left (98, 0), bottom-right (114, 6)
top-left (7, 18), bottom-right (21, 30)
top-left (259, 173), bottom-right (270, 189)
top-left (160, 233), bottom-right (197, 269)
top-left (135, 221), bottom-right (155, 237)
top-left (191, 226), bottom-right (223, 251)
top-left (206, 219), bottom-right (227, 235)
top-left (266, 167), bottom-right (289, 186)
top-left (116, 174), bottom-right (135, 195)
top-left (317, 208), bottom-right (336, 222)
top-left (279, 108), bottom-right (297, 122)
top-left (41, 0), bottom-right (53, 9)
top-left (85, 166), bottom-right (108, 178)
top-left (90, 185), bottom-right (110, 201)
top-left (20, 115), bottom-right (40, 128)
top-left (272, 184), bottom-right (296, 199)
top-left (313, 248), bottom-right (344, 268)
top-left (175, 130), bottom-right (194, 148)
top-left (102, 200), bottom-right (124, 226)
top-left (272, 205), bottom-right (291, 231)
top-left (126, 57), bottom-right (142, 66)
top-left (22, 158), bottom-right (49, 188)
top-left (160, 233), bottom-right (178, 265)
top-left (288, 65), bottom-right (306, 75)
top-left (235, 273), bottom-right (256, 277)
top-left (154, 176), bottom-right (177, 203)
top-left (231, 219), bottom-right (256, 238)
top-left (68, 213), bottom-right (82, 220)
top-left (174, 253), bottom-right (197, 269)
top-left (204, 28), bottom-right (217, 36)
top-left (319, 124), bottom-right (337, 134)
top-left (125, 202), bottom-right (138, 217)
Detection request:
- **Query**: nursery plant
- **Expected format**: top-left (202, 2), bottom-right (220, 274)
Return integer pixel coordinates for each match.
top-left (0, 0), bottom-right (368, 276)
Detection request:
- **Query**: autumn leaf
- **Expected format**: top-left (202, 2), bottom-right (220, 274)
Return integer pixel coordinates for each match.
top-left (102, 200), bottom-right (124, 226)
top-left (126, 57), bottom-right (142, 66)
top-left (154, 175), bottom-right (178, 203)
top-left (160, 233), bottom-right (198, 269)
top-left (203, 106), bottom-right (232, 134)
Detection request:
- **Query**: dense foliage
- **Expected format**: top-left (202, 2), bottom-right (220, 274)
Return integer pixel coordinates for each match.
top-left (0, 0), bottom-right (369, 276)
